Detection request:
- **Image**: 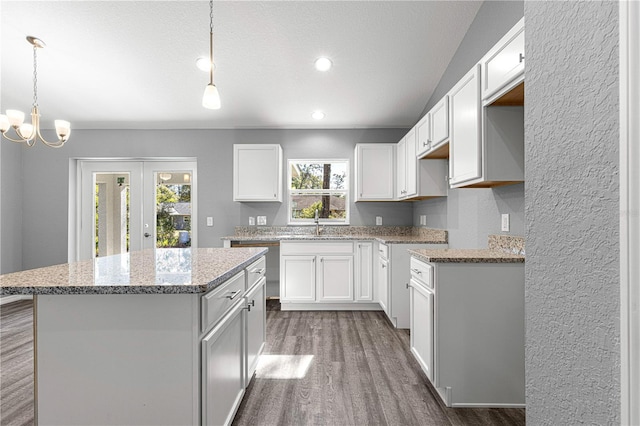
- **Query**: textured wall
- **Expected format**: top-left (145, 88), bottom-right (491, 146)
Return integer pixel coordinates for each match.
top-left (0, 141), bottom-right (23, 274)
top-left (414, 0), bottom-right (525, 248)
top-left (18, 128), bottom-right (411, 270)
top-left (525, 1), bottom-right (620, 424)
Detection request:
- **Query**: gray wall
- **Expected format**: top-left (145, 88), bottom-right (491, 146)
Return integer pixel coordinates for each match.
top-left (18, 128), bottom-right (410, 270)
top-left (525, 1), bottom-right (619, 424)
top-left (413, 0), bottom-right (525, 248)
top-left (1, 141), bottom-right (23, 274)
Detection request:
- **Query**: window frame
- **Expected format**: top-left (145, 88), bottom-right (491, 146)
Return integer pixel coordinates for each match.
top-left (287, 158), bottom-right (350, 225)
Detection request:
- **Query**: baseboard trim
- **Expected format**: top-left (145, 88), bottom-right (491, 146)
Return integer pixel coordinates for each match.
top-left (280, 302), bottom-right (382, 311)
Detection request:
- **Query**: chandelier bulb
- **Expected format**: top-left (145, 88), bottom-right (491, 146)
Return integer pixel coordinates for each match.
top-left (202, 84), bottom-right (221, 109)
top-left (0, 115), bottom-right (9, 133)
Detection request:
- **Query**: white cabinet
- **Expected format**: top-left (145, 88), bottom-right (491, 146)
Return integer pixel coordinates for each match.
top-left (280, 255), bottom-right (316, 302)
top-left (245, 276), bottom-right (266, 387)
top-left (377, 246), bottom-right (390, 315)
top-left (397, 131), bottom-right (448, 201)
top-left (481, 18), bottom-right (525, 104)
top-left (354, 144), bottom-right (396, 201)
top-left (317, 255), bottom-right (354, 302)
top-left (233, 144), bottom-right (283, 202)
top-left (418, 96), bottom-right (450, 160)
top-left (449, 65), bottom-right (482, 187)
top-left (201, 300), bottom-right (246, 426)
top-left (280, 241), bottom-right (379, 310)
top-left (408, 256), bottom-right (525, 407)
top-left (355, 242), bottom-right (374, 302)
top-left (396, 137), bottom-right (407, 199)
top-left (409, 261), bottom-right (434, 381)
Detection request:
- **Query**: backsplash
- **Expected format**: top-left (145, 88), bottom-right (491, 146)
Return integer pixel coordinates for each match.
top-left (234, 226), bottom-right (447, 241)
top-left (488, 234), bottom-right (525, 255)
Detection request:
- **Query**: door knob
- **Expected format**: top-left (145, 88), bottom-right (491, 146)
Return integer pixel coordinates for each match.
top-left (144, 232), bottom-right (151, 238)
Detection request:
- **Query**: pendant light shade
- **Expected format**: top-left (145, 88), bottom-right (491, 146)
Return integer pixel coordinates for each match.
top-left (202, 83), bottom-right (221, 109)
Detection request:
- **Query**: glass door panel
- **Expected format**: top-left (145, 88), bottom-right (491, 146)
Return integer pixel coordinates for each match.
top-left (94, 173), bottom-right (130, 257)
top-left (155, 171), bottom-right (193, 249)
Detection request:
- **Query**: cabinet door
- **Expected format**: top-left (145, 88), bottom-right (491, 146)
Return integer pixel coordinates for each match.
top-left (377, 256), bottom-right (390, 314)
top-left (355, 242), bottom-right (374, 302)
top-left (317, 255), bottom-right (354, 302)
top-left (245, 277), bottom-right (266, 387)
top-left (396, 137), bottom-right (407, 199)
top-left (404, 128), bottom-right (418, 198)
top-left (281, 255), bottom-right (316, 302)
top-left (449, 65), bottom-right (482, 186)
top-left (355, 144), bottom-right (395, 201)
top-left (410, 279), bottom-right (434, 382)
top-left (233, 144), bottom-right (283, 202)
top-left (416, 114), bottom-right (431, 158)
top-left (202, 301), bottom-right (245, 426)
top-left (482, 18), bottom-right (525, 101)
top-left (430, 96), bottom-right (449, 148)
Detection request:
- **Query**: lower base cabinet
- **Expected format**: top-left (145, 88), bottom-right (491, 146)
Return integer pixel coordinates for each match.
top-left (245, 277), bottom-right (266, 385)
top-left (409, 256), bottom-right (524, 407)
top-left (202, 301), bottom-right (246, 426)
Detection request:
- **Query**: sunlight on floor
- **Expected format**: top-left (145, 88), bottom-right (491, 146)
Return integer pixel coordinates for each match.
top-left (255, 355), bottom-right (314, 379)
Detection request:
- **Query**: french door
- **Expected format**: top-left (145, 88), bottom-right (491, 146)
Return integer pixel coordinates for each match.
top-left (77, 160), bottom-right (197, 261)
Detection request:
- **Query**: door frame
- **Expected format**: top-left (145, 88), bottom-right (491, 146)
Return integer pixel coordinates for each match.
top-left (620, 2), bottom-right (639, 424)
top-left (69, 157), bottom-right (197, 262)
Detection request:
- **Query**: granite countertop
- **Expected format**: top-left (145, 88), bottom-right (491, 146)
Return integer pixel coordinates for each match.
top-left (408, 248), bottom-right (525, 263)
top-left (0, 247), bottom-right (267, 295)
top-left (222, 226), bottom-right (448, 245)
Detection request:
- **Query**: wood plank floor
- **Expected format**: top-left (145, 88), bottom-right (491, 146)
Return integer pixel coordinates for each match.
top-left (0, 300), bottom-right (34, 426)
top-left (232, 300), bottom-right (525, 426)
top-left (0, 299), bottom-right (524, 426)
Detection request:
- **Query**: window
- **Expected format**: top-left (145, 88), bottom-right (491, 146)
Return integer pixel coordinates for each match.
top-left (288, 159), bottom-right (349, 224)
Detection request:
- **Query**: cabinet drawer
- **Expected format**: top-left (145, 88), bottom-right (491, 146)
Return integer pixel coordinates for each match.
top-left (410, 257), bottom-right (433, 289)
top-left (201, 271), bottom-right (245, 332)
top-left (280, 241), bottom-right (353, 255)
top-left (246, 256), bottom-right (266, 290)
top-left (377, 243), bottom-right (389, 260)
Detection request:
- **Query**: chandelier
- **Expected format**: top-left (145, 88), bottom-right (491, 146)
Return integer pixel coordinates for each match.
top-left (0, 36), bottom-right (71, 148)
top-left (202, 0), bottom-right (221, 109)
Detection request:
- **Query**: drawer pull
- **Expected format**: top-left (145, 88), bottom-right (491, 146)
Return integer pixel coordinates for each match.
top-left (227, 290), bottom-right (241, 300)
top-left (411, 268), bottom-right (422, 275)
top-left (244, 303), bottom-right (252, 312)
top-left (519, 53), bottom-right (525, 63)
top-left (250, 268), bottom-right (265, 274)
top-left (251, 299), bottom-right (255, 307)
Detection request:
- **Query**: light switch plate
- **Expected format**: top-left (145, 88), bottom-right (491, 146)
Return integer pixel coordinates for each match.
top-left (249, 217), bottom-right (255, 226)
top-left (206, 217), bottom-right (213, 227)
top-left (420, 215), bottom-right (426, 226)
top-left (501, 214), bottom-right (510, 232)
top-left (257, 216), bottom-right (267, 226)
top-left (376, 216), bottom-right (383, 226)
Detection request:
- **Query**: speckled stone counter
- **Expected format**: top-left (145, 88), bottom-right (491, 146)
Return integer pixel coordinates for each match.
top-left (408, 248), bottom-right (525, 263)
top-left (222, 225), bottom-right (448, 245)
top-left (0, 247), bottom-right (267, 295)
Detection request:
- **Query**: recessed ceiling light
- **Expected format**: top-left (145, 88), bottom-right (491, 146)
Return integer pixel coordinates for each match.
top-left (312, 111), bottom-right (325, 120)
top-left (314, 57), bottom-right (332, 72)
top-left (196, 57), bottom-right (214, 72)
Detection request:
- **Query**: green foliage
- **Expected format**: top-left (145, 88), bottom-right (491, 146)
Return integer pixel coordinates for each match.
top-left (299, 201), bottom-right (323, 219)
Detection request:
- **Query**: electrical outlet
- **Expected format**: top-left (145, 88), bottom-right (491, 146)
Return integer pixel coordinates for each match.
top-left (376, 216), bottom-right (383, 226)
top-left (249, 217), bottom-right (255, 226)
top-left (420, 215), bottom-right (426, 226)
top-left (206, 217), bottom-right (213, 227)
top-left (501, 214), bottom-right (510, 232)
top-left (257, 216), bottom-right (267, 226)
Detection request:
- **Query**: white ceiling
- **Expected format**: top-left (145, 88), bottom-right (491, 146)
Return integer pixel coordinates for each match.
top-left (0, 1), bottom-right (482, 130)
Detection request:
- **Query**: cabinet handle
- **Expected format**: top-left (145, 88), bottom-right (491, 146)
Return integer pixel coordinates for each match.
top-left (250, 268), bottom-right (265, 274)
top-left (406, 283), bottom-right (409, 289)
top-left (320, 257), bottom-right (324, 263)
top-left (422, 141), bottom-right (427, 147)
top-left (379, 249), bottom-right (384, 253)
top-left (382, 264), bottom-right (386, 268)
top-left (251, 299), bottom-right (255, 307)
top-left (227, 290), bottom-right (241, 300)
top-left (274, 193), bottom-right (276, 198)
top-left (244, 303), bottom-right (252, 312)
top-left (411, 268), bottom-right (422, 275)
top-left (519, 53), bottom-right (524, 63)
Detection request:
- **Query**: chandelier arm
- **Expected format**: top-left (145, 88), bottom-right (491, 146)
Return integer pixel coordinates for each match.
top-left (35, 124), bottom-right (64, 148)
top-left (1, 132), bottom-right (31, 144)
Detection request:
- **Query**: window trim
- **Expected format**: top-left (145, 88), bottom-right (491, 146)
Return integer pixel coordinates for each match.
top-left (287, 158), bottom-right (350, 225)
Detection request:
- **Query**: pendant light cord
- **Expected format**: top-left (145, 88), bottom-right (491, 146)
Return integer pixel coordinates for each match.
top-left (33, 45), bottom-right (38, 107)
top-left (209, 0), bottom-right (214, 85)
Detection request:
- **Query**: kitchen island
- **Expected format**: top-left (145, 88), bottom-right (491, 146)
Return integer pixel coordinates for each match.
top-left (0, 247), bottom-right (267, 426)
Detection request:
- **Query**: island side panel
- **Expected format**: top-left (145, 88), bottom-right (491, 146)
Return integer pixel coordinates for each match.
top-left (36, 294), bottom-right (200, 426)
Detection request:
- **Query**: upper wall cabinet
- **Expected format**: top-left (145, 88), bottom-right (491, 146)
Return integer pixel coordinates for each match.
top-left (233, 144), bottom-right (283, 202)
top-left (481, 18), bottom-right (525, 105)
top-left (418, 96), bottom-right (450, 160)
top-left (354, 144), bottom-right (395, 201)
top-left (398, 130), bottom-right (448, 201)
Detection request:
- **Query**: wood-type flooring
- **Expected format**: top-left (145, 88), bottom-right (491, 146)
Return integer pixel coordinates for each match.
top-left (0, 299), bottom-right (524, 426)
top-left (233, 300), bottom-right (525, 426)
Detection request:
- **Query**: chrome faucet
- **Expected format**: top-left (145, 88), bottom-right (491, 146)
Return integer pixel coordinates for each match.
top-left (314, 209), bottom-right (321, 236)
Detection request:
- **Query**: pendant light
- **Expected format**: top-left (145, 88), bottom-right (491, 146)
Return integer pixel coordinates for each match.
top-left (0, 36), bottom-right (71, 147)
top-left (202, 0), bottom-right (221, 109)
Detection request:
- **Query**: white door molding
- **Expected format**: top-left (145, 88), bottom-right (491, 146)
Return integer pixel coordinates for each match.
top-left (620, 2), bottom-right (639, 424)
